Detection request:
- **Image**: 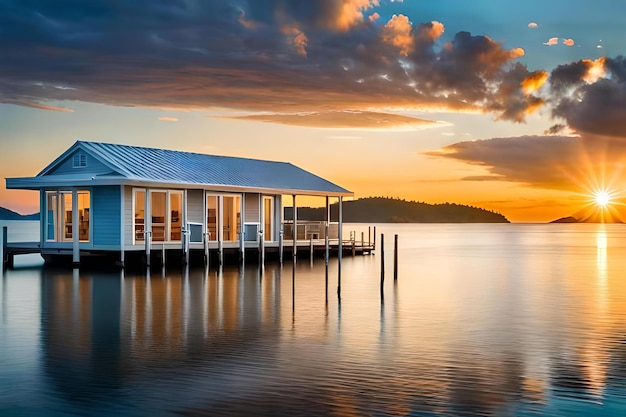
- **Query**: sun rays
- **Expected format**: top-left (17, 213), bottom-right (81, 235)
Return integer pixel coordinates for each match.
top-left (558, 137), bottom-right (626, 223)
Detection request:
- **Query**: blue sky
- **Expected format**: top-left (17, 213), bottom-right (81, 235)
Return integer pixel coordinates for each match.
top-left (2, 0), bottom-right (626, 221)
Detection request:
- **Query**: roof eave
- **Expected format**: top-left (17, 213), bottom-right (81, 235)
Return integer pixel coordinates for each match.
top-left (6, 177), bottom-right (354, 196)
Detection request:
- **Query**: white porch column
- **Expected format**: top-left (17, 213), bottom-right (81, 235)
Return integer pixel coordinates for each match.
top-left (325, 196), bottom-right (330, 266)
top-left (218, 196), bottom-right (223, 265)
top-left (239, 193), bottom-right (245, 263)
top-left (338, 196), bottom-right (343, 297)
top-left (120, 185), bottom-right (125, 267)
top-left (292, 194), bottom-right (297, 261)
top-left (183, 189), bottom-right (189, 265)
top-left (72, 189), bottom-right (80, 266)
top-left (259, 193), bottom-right (264, 266)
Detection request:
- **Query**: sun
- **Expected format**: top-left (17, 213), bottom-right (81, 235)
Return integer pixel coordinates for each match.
top-left (594, 190), bottom-right (612, 208)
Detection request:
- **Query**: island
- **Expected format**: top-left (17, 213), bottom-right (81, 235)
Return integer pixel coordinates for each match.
top-left (0, 207), bottom-right (39, 221)
top-left (293, 197), bottom-right (509, 223)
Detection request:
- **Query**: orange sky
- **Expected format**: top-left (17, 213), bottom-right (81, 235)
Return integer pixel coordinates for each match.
top-left (2, 1), bottom-right (626, 222)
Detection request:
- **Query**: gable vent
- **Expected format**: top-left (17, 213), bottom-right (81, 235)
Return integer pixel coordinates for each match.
top-left (73, 153), bottom-right (87, 168)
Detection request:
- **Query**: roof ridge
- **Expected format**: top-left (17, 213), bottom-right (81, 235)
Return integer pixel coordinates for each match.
top-left (77, 140), bottom-right (290, 165)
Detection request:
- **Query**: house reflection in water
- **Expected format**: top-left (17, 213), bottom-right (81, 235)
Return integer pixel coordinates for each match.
top-left (40, 266), bottom-right (283, 404)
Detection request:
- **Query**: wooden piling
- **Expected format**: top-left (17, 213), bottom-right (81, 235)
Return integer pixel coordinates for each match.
top-left (182, 227), bottom-right (189, 266)
top-left (380, 233), bottom-right (385, 298)
top-left (1, 226), bottom-right (7, 270)
top-left (373, 226), bottom-right (377, 251)
top-left (310, 238), bottom-right (314, 265)
top-left (204, 232), bottom-right (210, 268)
top-left (145, 231), bottom-right (151, 267)
top-left (325, 222), bottom-right (329, 266)
top-left (394, 234), bottom-right (398, 281)
top-left (279, 226), bottom-right (284, 264)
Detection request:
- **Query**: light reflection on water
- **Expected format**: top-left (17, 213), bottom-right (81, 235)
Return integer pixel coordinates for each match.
top-left (2, 223), bottom-right (626, 416)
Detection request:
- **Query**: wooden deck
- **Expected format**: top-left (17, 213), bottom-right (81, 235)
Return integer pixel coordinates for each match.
top-left (2, 241), bottom-right (41, 269)
top-left (2, 237), bottom-right (375, 269)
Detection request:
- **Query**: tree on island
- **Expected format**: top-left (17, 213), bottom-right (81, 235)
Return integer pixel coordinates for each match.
top-left (292, 197), bottom-right (509, 223)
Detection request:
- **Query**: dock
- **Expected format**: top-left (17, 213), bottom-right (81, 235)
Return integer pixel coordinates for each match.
top-left (2, 225), bottom-right (376, 270)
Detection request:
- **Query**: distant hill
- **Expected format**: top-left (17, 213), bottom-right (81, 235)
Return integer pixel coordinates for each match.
top-left (550, 207), bottom-right (623, 223)
top-left (291, 197), bottom-right (509, 223)
top-left (551, 216), bottom-right (578, 223)
top-left (0, 207), bottom-right (39, 221)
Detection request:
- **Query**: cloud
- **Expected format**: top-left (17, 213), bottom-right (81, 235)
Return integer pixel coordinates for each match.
top-left (217, 110), bottom-right (444, 130)
top-left (548, 56), bottom-right (626, 137)
top-left (381, 14), bottom-right (414, 56)
top-left (0, 0), bottom-right (541, 126)
top-left (521, 70), bottom-right (548, 95)
top-left (543, 37), bottom-right (559, 46)
top-left (158, 117), bottom-right (179, 122)
top-left (528, 22), bottom-right (538, 28)
top-left (424, 134), bottom-right (626, 191)
top-left (563, 38), bottom-right (575, 46)
top-left (12, 101), bottom-right (75, 113)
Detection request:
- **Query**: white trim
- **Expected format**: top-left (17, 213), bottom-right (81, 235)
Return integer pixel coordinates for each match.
top-left (72, 189), bottom-right (79, 263)
top-left (120, 185), bottom-right (125, 263)
top-left (7, 177), bottom-right (353, 197)
top-left (132, 188), bottom-right (147, 245)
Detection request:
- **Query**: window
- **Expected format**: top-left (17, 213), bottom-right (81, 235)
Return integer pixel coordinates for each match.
top-left (206, 195), bottom-right (219, 241)
top-left (133, 189), bottom-right (184, 244)
top-left (169, 192), bottom-right (183, 241)
top-left (73, 153), bottom-right (87, 168)
top-left (133, 190), bottom-right (146, 243)
top-left (45, 190), bottom-right (90, 242)
top-left (151, 191), bottom-right (166, 242)
top-left (46, 193), bottom-right (57, 241)
top-left (222, 195), bottom-right (241, 242)
top-left (264, 196), bottom-right (273, 241)
top-left (77, 191), bottom-right (90, 241)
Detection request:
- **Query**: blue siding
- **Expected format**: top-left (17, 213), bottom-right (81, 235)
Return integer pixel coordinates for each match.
top-left (48, 150), bottom-right (115, 176)
top-left (93, 186), bottom-right (121, 246)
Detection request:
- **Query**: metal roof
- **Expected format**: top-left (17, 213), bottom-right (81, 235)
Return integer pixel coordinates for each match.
top-left (7, 141), bottom-right (352, 196)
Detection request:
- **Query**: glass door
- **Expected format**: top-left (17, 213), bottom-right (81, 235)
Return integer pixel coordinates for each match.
top-left (222, 195), bottom-right (241, 242)
top-left (151, 191), bottom-right (167, 242)
top-left (206, 195), bottom-right (220, 241)
top-left (263, 196), bottom-right (273, 242)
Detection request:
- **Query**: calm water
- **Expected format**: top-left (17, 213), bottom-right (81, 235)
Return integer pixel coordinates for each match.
top-left (2, 222), bottom-right (626, 416)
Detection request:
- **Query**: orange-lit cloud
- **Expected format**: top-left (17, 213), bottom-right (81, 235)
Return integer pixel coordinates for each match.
top-left (425, 134), bottom-right (626, 192)
top-left (543, 37), bottom-right (559, 46)
top-left (381, 14), bottom-right (414, 56)
top-left (13, 101), bottom-right (75, 113)
top-left (0, 0), bottom-right (542, 127)
top-left (522, 70), bottom-right (548, 95)
top-left (528, 22), bottom-right (538, 28)
top-left (563, 38), bottom-right (575, 46)
top-left (332, 0), bottom-right (380, 31)
top-left (219, 110), bottom-right (443, 130)
top-left (158, 117), bottom-right (179, 122)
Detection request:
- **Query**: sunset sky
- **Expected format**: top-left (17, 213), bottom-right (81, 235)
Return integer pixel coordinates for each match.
top-left (2, 0), bottom-right (626, 222)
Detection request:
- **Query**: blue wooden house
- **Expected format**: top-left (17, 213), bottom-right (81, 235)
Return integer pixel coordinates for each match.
top-left (5, 141), bottom-right (353, 266)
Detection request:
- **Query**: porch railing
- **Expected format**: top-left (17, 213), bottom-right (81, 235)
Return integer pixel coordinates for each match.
top-left (282, 221), bottom-right (338, 240)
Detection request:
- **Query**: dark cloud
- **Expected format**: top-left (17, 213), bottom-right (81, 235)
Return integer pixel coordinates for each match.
top-left (425, 135), bottom-right (626, 191)
top-left (0, 0), bottom-right (541, 126)
top-left (549, 56), bottom-right (626, 137)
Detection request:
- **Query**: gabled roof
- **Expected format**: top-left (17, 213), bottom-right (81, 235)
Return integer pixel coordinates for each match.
top-left (7, 141), bottom-right (353, 196)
